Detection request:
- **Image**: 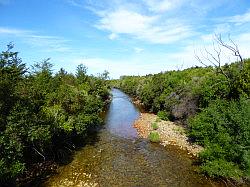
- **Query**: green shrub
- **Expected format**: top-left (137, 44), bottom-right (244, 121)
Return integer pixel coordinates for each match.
top-left (174, 126), bottom-right (185, 135)
top-left (0, 44), bottom-right (109, 184)
top-left (155, 118), bottom-right (161, 122)
top-left (148, 131), bottom-right (160, 142)
top-left (189, 97), bottom-right (250, 179)
top-left (157, 111), bottom-right (169, 121)
top-left (200, 159), bottom-right (243, 179)
top-left (151, 122), bottom-right (158, 130)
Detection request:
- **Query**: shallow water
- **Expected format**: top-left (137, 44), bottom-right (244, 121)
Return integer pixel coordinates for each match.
top-left (43, 89), bottom-right (224, 187)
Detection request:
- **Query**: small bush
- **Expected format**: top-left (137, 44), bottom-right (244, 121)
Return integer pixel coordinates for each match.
top-left (174, 126), bottom-right (185, 135)
top-left (157, 111), bottom-right (169, 121)
top-left (155, 118), bottom-right (161, 122)
top-left (151, 122), bottom-right (158, 130)
top-left (148, 131), bottom-right (160, 142)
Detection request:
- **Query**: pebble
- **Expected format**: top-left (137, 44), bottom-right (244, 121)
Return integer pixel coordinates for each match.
top-left (134, 113), bottom-right (203, 157)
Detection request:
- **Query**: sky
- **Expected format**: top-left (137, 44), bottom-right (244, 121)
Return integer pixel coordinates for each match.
top-left (0, 0), bottom-right (250, 78)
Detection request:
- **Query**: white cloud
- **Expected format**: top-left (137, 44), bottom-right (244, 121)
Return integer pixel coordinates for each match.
top-left (25, 35), bottom-right (71, 52)
top-left (214, 23), bottom-right (231, 34)
top-left (108, 33), bottom-right (118, 40)
top-left (72, 57), bottom-right (171, 78)
top-left (98, 9), bottom-right (157, 34)
top-left (96, 9), bottom-right (193, 44)
top-left (233, 33), bottom-right (250, 58)
top-left (0, 27), bottom-right (30, 35)
top-left (134, 47), bottom-right (144, 53)
top-left (0, 27), bottom-right (71, 52)
top-left (227, 10), bottom-right (250, 25)
top-left (70, 46), bottom-right (202, 78)
top-left (144, 0), bottom-right (183, 12)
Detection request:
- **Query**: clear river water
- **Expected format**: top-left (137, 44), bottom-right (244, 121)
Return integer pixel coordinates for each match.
top-left (43, 88), bottom-right (225, 187)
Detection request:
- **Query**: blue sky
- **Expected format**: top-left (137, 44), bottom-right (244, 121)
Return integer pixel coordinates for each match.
top-left (0, 0), bottom-right (250, 78)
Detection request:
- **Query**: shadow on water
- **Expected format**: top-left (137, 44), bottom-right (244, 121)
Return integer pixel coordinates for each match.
top-left (42, 88), bottom-right (228, 187)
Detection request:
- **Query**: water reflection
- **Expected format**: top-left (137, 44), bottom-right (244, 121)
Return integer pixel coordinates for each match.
top-left (105, 88), bottom-right (139, 139)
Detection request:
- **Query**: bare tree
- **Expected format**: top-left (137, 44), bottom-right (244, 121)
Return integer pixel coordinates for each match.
top-left (194, 34), bottom-right (244, 82)
top-left (215, 34), bottom-right (244, 70)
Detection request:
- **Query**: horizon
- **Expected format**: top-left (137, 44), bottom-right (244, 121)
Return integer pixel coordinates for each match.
top-left (1, 0), bottom-right (250, 78)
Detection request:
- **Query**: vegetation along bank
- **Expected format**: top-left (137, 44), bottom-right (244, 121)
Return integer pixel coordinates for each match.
top-left (0, 44), bottom-right (110, 186)
top-left (110, 39), bottom-right (250, 182)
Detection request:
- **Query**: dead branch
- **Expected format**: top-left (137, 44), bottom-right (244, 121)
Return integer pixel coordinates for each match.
top-left (215, 34), bottom-right (244, 70)
top-left (194, 34), bottom-right (245, 89)
top-left (194, 50), bottom-right (209, 67)
top-left (32, 146), bottom-right (46, 161)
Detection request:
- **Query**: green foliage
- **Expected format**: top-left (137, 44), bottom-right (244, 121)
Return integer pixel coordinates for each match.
top-left (157, 111), bottom-right (169, 121)
top-left (174, 126), bottom-right (185, 135)
top-left (200, 159), bottom-right (243, 179)
top-left (155, 118), bottom-right (161, 123)
top-left (148, 131), bottom-right (160, 143)
top-left (115, 67), bottom-right (212, 116)
top-left (76, 64), bottom-right (88, 84)
top-left (0, 44), bottom-right (110, 184)
top-left (189, 98), bottom-right (250, 179)
top-left (151, 122), bottom-right (158, 130)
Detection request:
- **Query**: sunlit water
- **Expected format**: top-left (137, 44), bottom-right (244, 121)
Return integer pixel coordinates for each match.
top-left (43, 89), bottom-right (224, 187)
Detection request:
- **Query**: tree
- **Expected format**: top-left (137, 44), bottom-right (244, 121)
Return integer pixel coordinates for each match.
top-left (76, 64), bottom-right (88, 83)
top-left (0, 43), bottom-right (27, 183)
top-left (194, 34), bottom-right (249, 99)
top-left (0, 43), bottom-right (26, 128)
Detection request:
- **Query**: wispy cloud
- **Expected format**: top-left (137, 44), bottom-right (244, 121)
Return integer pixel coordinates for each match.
top-left (0, 27), bottom-right (30, 35)
top-left (144, 0), bottom-right (183, 13)
top-left (97, 9), bottom-right (157, 34)
top-left (227, 9), bottom-right (250, 25)
top-left (134, 47), bottom-right (144, 53)
top-left (108, 33), bottom-right (118, 40)
top-left (96, 9), bottom-right (193, 44)
top-left (69, 0), bottom-right (241, 45)
top-left (0, 27), bottom-right (71, 52)
top-left (71, 57), bottom-right (171, 78)
top-left (65, 0), bottom-right (85, 8)
top-left (25, 35), bottom-right (72, 53)
top-left (2, 0), bottom-right (249, 78)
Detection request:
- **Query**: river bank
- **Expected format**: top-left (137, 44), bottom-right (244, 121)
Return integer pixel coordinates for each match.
top-left (134, 113), bottom-right (203, 157)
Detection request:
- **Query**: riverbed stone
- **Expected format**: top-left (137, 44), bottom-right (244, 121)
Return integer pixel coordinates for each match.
top-left (134, 113), bottom-right (203, 157)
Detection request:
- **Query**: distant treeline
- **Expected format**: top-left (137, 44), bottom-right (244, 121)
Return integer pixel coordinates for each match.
top-left (0, 43), bottom-right (110, 185)
top-left (111, 56), bottom-right (250, 180)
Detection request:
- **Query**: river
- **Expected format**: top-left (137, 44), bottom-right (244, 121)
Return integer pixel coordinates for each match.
top-left (43, 88), bottom-right (223, 187)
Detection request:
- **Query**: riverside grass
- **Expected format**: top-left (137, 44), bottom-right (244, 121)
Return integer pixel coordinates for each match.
top-left (148, 131), bottom-right (160, 143)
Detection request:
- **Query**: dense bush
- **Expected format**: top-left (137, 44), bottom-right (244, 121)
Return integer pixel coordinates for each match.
top-left (117, 66), bottom-right (212, 119)
top-left (189, 98), bottom-right (250, 179)
top-left (0, 44), bottom-right (110, 184)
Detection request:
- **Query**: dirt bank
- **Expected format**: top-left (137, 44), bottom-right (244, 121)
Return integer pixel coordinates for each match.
top-left (134, 113), bottom-right (203, 157)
